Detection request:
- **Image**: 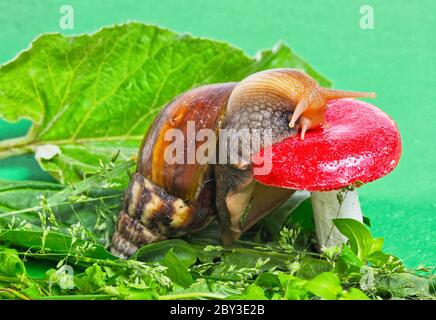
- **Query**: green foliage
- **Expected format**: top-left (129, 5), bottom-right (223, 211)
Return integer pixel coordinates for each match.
top-left (0, 157), bottom-right (132, 248)
top-left (162, 249), bottom-right (194, 288)
top-left (0, 229), bottom-right (116, 261)
top-left (334, 218), bottom-right (384, 261)
top-left (231, 285), bottom-right (269, 300)
top-left (134, 239), bottom-right (197, 267)
top-left (333, 218), bottom-right (403, 270)
top-left (304, 272), bottom-right (343, 300)
top-left (0, 247), bottom-right (26, 278)
top-left (0, 182), bottom-right (434, 300)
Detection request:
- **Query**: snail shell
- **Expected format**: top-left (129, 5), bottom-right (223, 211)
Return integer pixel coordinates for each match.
top-left (111, 83), bottom-right (236, 257)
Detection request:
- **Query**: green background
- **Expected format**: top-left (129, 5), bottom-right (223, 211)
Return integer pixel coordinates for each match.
top-left (0, 0), bottom-right (434, 268)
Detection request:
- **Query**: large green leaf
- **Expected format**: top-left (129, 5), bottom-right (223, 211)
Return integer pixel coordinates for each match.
top-left (0, 180), bottom-right (63, 227)
top-left (134, 239), bottom-right (197, 267)
top-left (378, 273), bottom-right (432, 299)
top-left (334, 218), bottom-right (377, 261)
top-left (0, 229), bottom-right (116, 261)
top-left (0, 246), bottom-right (27, 277)
top-left (229, 284), bottom-right (268, 300)
top-left (0, 161), bottom-right (132, 247)
top-left (162, 249), bottom-right (194, 288)
top-left (0, 23), bottom-right (330, 183)
top-left (304, 272), bottom-right (343, 300)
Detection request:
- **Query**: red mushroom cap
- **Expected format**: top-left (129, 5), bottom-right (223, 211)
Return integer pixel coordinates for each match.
top-left (252, 99), bottom-right (402, 191)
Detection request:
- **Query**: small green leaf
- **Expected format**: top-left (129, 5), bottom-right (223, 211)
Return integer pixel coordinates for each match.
top-left (335, 245), bottom-right (363, 275)
top-left (284, 288), bottom-right (308, 300)
top-left (304, 272), bottom-right (343, 300)
top-left (104, 285), bottom-right (155, 300)
top-left (367, 251), bottom-right (401, 268)
top-left (0, 229), bottom-right (116, 260)
top-left (369, 237), bottom-right (384, 254)
top-left (295, 256), bottom-right (332, 279)
top-left (20, 283), bottom-right (44, 299)
top-left (170, 279), bottom-right (241, 299)
top-left (255, 272), bottom-right (282, 290)
top-left (83, 264), bottom-right (107, 289)
top-left (0, 246), bottom-right (26, 277)
top-left (230, 284), bottom-right (268, 300)
top-left (333, 218), bottom-right (373, 260)
top-left (162, 249), bottom-right (194, 288)
top-left (194, 243), bottom-right (223, 263)
top-left (211, 251), bottom-right (285, 279)
top-left (340, 288), bottom-right (370, 300)
top-left (277, 272), bottom-right (309, 300)
top-left (277, 273), bottom-right (308, 289)
top-left (134, 239), bottom-right (197, 267)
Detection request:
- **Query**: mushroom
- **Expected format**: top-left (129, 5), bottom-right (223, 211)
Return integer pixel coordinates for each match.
top-left (252, 98), bottom-right (402, 248)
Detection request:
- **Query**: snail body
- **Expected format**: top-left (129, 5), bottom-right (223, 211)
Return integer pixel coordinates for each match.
top-left (111, 68), bottom-right (374, 257)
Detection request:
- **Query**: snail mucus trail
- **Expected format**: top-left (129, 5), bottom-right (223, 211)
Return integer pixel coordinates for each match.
top-left (111, 68), bottom-right (375, 258)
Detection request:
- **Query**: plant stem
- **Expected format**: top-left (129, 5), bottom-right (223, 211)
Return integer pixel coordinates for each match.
top-left (159, 292), bottom-right (226, 300)
top-left (0, 130), bottom-right (144, 160)
top-left (192, 274), bottom-right (253, 283)
top-left (235, 240), bottom-right (321, 257)
top-left (17, 252), bottom-right (122, 268)
top-left (0, 194), bottom-right (122, 219)
top-left (191, 243), bottom-right (292, 260)
top-left (0, 275), bottom-right (23, 283)
top-left (0, 132), bottom-right (37, 159)
top-left (0, 145), bottom-right (32, 159)
top-left (0, 288), bottom-right (32, 300)
top-left (35, 294), bottom-right (115, 300)
top-left (192, 240), bottom-right (321, 259)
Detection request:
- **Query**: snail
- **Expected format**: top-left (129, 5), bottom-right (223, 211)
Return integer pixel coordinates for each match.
top-left (111, 68), bottom-right (375, 258)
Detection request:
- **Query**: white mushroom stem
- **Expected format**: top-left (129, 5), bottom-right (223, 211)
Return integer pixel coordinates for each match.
top-left (310, 189), bottom-right (363, 248)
